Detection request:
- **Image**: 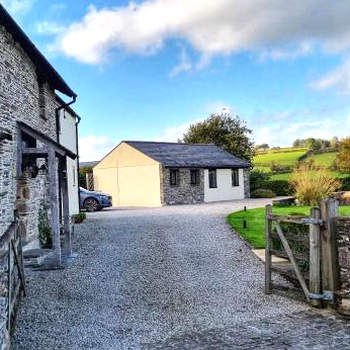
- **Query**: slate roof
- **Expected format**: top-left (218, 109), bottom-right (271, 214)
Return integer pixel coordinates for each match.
top-left (80, 161), bottom-right (99, 168)
top-left (0, 4), bottom-right (76, 98)
top-left (125, 141), bottom-right (250, 168)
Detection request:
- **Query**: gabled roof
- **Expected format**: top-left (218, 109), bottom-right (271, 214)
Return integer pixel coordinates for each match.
top-left (0, 4), bottom-right (76, 98)
top-left (125, 141), bottom-right (250, 168)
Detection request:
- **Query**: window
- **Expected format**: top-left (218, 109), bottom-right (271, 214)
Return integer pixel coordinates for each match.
top-left (190, 169), bottom-right (200, 185)
top-left (170, 169), bottom-right (179, 186)
top-left (232, 169), bottom-right (239, 187)
top-left (208, 169), bottom-right (217, 188)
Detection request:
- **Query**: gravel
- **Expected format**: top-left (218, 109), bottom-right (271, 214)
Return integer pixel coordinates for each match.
top-left (12, 199), bottom-right (349, 349)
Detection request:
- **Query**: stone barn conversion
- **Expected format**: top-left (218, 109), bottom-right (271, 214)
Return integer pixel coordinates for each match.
top-left (93, 141), bottom-right (250, 207)
top-left (0, 4), bottom-right (80, 346)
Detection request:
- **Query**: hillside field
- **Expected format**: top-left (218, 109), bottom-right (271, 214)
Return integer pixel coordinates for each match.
top-left (253, 148), bottom-right (345, 181)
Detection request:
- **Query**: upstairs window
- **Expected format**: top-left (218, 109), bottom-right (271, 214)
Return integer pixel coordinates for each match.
top-left (208, 169), bottom-right (217, 188)
top-left (232, 169), bottom-right (239, 187)
top-left (170, 169), bottom-right (179, 186)
top-left (190, 169), bottom-right (200, 185)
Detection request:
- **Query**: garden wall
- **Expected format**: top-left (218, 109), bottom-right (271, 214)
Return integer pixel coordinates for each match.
top-left (336, 216), bottom-right (350, 296)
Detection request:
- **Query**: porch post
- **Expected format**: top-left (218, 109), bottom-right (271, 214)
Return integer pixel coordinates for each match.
top-left (48, 147), bottom-right (61, 266)
top-left (60, 157), bottom-right (72, 258)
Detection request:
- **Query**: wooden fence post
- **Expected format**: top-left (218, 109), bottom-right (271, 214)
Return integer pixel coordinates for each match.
top-left (309, 207), bottom-right (321, 307)
top-left (265, 205), bottom-right (272, 294)
top-left (320, 198), bottom-right (340, 306)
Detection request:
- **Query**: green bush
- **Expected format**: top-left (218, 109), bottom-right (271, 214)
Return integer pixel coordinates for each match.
top-left (38, 202), bottom-right (52, 248)
top-left (251, 188), bottom-right (276, 198)
top-left (72, 212), bottom-right (86, 224)
top-left (263, 180), bottom-right (294, 196)
top-left (339, 176), bottom-right (350, 191)
top-left (250, 169), bottom-right (271, 192)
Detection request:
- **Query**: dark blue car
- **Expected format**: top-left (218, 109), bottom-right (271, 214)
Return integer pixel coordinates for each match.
top-left (79, 187), bottom-right (112, 212)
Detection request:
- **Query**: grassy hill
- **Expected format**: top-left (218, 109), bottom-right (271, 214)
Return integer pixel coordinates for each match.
top-left (307, 152), bottom-right (337, 167)
top-left (253, 148), bottom-right (307, 171)
top-left (253, 148), bottom-right (344, 181)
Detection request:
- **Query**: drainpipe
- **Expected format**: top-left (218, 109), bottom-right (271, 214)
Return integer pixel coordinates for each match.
top-left (75, 115), bottom-right (81, 212)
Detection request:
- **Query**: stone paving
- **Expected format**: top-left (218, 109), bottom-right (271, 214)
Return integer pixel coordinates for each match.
top-left (12, 199), bottom-right (350, 349)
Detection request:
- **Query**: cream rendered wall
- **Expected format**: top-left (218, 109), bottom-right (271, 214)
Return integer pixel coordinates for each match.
top-left (58, 109), bottom-right (79, 215)
top-left (204, 168), bottom-right (245, 202)
top-left (94, 142), bottom-right (162, 207)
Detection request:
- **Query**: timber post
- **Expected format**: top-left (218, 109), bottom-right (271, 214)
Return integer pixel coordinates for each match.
top-left (320, 198), bottom-right (340, 307)
top-left (309, 207), bottom-right (322, 307)
top-left (265, 204), bottom-right (272, 294)
top-left (48, 147), bottom-right (61, 267)
top-left (60, 158), bottom-right (72, 258)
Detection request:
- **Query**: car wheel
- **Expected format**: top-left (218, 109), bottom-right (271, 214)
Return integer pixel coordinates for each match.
top-left (84, 198), bottom-right (99, 212)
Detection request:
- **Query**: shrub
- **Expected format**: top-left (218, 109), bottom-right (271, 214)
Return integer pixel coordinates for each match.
top-left (270, 161), bottom-right (292, 173)
top-left (264, 180), bottom-right (294, 196)
top-left (72, 212), bottom-right (86, 224)
top-left (289, 164), bottom-right (341, 205)
top-left (338, 176), bottom-right (350, 191)
top-left (250, 169), bottom-right (271, 192)
top-left (38, 202), bottom-right (52, 248)
top-left (251, 189), bottom-right (276, 198)
top-left (337, 137), bottom-right (350, 172)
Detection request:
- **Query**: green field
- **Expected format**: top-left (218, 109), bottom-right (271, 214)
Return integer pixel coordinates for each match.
top-left (253, 148), bottom-right (306, 168)
top-left (228, 206), bottom-right (350, 249)
top-left (307, 152), bottom-right (337, 167)
top-left (253, 148), bottom-right (345, 181)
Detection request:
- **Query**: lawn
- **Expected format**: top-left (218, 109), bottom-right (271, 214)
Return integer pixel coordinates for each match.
top-left (227, 206), bottom-right (350, 249)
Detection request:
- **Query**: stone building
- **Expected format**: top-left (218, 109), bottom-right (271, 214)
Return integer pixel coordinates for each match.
top-left (0, 4), bottom-right (79, 346)
top-left (93, 141), bottom-right (250, 207)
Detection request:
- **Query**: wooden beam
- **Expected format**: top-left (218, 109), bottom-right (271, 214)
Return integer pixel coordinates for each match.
top-left (265, 205), bottom-right (272, 294)
top-left (18, 121), bottom-right (77, 160)
top-left (60, 159), bottom-right (72, 257)
top-left (309, 207), bottom-right (322, 307)
top-left (320, 198), bottom-right (340, 306)
top-left (23, 147), bottom-right (48, 158)
top-left (48, 147), bottom-right (61, 266)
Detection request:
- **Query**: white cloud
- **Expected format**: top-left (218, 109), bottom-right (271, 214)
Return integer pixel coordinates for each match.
top-left (54, 1), bottom-right (350, 65)
top-left (252, 118), bottom-right (349, 146)
top-left (2, 0), bottom-right (33, 16)
top-left (79, 135), bottom-right (117, 162)
top-left (36, 21), bottom-right (65, 35)
top-left (155, 119), bottom-right (203, 142)
top-left (169, 48), bottom-right (192, 77)
top-left (311, 57), bottom-right (350, 93)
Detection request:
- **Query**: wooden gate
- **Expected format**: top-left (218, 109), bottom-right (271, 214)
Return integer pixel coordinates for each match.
top-left (1, 212), bottom-right (26, 334)
top-left (265, 199), bottom-right (340, 308)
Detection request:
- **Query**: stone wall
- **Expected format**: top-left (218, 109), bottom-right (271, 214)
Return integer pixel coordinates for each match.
top-left (0, 24), bottom-right (57, 237)
top-left (336, 216), bottom-right (350, 296)
top-left (0, 24), bottom-right (60, 348)
top-left (243, 168), bottom-right (250, 198)
top-left (161, 167), bottom-right (204, 205)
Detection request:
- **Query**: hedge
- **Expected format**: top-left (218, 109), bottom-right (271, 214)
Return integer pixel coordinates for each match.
top-left (262, 180), bottom-right (294, 196)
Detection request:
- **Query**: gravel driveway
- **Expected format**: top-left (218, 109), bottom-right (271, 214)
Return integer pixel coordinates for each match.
top-left (13, 199), bottom-right (350, 349)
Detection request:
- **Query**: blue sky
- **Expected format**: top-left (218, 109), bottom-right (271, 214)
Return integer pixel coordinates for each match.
top-left (4, 0), bottom-right (350, 160)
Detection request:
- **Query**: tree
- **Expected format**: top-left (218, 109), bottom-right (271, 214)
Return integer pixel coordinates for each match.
top-left (79, 166), bottom-right (93, 188)
top-left (331, 136), bottom-right (340, 150)
top-left (337, 137), bottom-right (350, 172)
top-left (256, 143), bottom-right (269, 150)
top-left (305, 138), bottom-right (322, 151)
top-left (181, 113), bottom-right (255, 162)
